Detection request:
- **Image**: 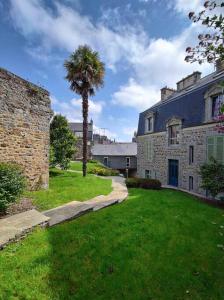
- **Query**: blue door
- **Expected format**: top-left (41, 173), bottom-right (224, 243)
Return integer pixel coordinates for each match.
top-left (168, 160), bottom-right (178, 187)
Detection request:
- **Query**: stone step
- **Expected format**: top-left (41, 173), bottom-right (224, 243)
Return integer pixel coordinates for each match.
top-left (0, 209), bottom-right (49, 249)
top-left (43, 202), bottom-right (93, 226)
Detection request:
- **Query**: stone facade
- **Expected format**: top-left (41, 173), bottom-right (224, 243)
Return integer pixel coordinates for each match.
top-left (74, 138), bottom-right (92, 160)
top-left (0, 68), bottom-right (52, 190)
top-left (137, 123), bottom-right (221, 197)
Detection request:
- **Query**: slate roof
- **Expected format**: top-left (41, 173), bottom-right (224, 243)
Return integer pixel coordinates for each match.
top-left (69, 122), bottom-right (93, 132)
top-left (92, 143), bottom-right (137, 156)
top-left (137, 69), bottom-right (224, 136)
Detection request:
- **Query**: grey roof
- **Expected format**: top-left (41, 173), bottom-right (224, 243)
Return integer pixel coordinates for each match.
top-left (69, 122), bottom-right (93, 132)
top-left (143, 69), bottom-right (224, 113)
top-left (92, 143), bottom-right (137, 156)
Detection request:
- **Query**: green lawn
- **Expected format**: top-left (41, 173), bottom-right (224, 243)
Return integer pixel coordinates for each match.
top-left (26, 169), bottom-right (112, 211)
top-left (1, 189), bottom-right (224, 300)
top-left (69, 161), bottom-right (102, 172)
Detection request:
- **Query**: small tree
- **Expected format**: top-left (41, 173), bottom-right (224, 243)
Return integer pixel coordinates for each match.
top-left (185, 1), bottom-right (224, 64)
top-left (50, 114), bottom-right (76, 169)
top-left (199, 157), bottom-right (224, 197)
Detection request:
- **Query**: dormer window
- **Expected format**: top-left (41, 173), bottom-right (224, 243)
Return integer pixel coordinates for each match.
top-left (212, 94), bottom-right (224, 119)
top-left (166, 117), bottom-right (182, 146)
top-left (168, 125), bottom-right (179, 145)
top-left (145, 112), bottom-right (154, 133)
top-left (147, 117), bottom-right (152, 131)
top-left (205, 85), bottom-right (224, 122)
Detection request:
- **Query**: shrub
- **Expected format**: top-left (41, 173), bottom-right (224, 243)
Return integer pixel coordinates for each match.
top-left (125, 178), bottom-right (161, 190)
top-left (139, 179), bottom-right (161, 190)
top-left (89, 167), bottom-right (119, 176)
top-left (125, 178), bottom-right (140, 188)
top-left (0, 163), bottom-right (26, 213)
top-left (199, 157), bottom-right (224, 198)
top-left (88, 159), bottom-right (98, 164)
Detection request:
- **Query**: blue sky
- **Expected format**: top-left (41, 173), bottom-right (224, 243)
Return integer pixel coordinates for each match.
top-left (0, 0), bottom-right (213, 141)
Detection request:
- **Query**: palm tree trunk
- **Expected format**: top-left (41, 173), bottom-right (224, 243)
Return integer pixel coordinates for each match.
top-left (82, 90), bottom-right (88, 177)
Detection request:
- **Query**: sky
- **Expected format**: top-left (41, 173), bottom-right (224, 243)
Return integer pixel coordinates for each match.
top-left (0, 0), bottom-right (216, 141)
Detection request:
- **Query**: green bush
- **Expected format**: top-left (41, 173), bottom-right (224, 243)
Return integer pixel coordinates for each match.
top-left (0, 163), bottom-right (26, 213)
top-left (89, 167), bottom-right (119, 176)
top-left (88, 159), bottom-right (99, 164)
top-left (126, 178), bottom-right (161, 190)
top-left (199, 157), bottom-right (224, 198)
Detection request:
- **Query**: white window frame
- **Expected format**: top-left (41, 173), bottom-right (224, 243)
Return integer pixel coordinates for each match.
top-left (204, 85), bottom-right (224, 122)
top-left (145, 170), bottom-right (151, 179)
top-left (144, 139), bottom-right (153, 162)
top-left (207, 136), bottom-right (224, 164)
top-left (168, 125), bottom-right (179, 145)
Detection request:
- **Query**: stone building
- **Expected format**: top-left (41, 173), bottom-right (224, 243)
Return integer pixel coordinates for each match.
top-left (92, 143), bottom-right (137, 177)
top-left (0, 68), bottom-right (52, 190)
top-left (69, 120), bottom-right (93, 160)
top-left (137, 64), bottom-right (224, 198)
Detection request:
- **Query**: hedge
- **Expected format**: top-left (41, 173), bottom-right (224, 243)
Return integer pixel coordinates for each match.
top-left (89, 166), bottom-right (119, 176)
top-left (126, 178), bottom-right (161, 190)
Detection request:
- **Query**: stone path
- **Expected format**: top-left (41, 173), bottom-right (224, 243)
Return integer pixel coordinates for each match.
top-left (44, 176), bottom-right (128, 226)
top-left (0, 209), bottom-right (49, 249)
top-left (0, 176), bottom-right (128, 248)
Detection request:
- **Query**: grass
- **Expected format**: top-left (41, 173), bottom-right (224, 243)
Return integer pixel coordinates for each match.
top-left (26, 169), bottom-right (112, 211)
top-left (0, 188), bottom-right (224, 299)
top-left (69, 161), bottom-right (102, 173)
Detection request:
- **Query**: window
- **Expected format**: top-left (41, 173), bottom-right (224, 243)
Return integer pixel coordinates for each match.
top-left (189, 176), bottom-right (194, 191)
top-left (126, 157), bottom-right (130, 168)
top-left (212, 94), bottom-right (224, 119)
top-left (207, 136), bottom-right (224, 164)
top-left (145, 170), bottom-right (151, 179)
top-left (189, 146), bottom-right (194, 164)
top-left (145, 114), bottom-right (154, 133)
top-left (103, 157), bottom-right (108, 166)
top-left (147, 117), bottom-right (152, 131)
top-left (145, 140), bottom-right (153, 161)
top-left (168, 125), bottom-right (179, 145)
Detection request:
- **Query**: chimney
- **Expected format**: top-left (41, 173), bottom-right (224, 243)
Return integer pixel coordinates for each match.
top-left (161, 87), bottom-right (176, 101)
top-left (216, 59), bottom-right (224, 73)
top-left (176, 71), bottom-right (201, 91)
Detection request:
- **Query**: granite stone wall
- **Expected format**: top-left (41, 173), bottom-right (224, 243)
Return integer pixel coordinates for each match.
top-left (137, 123), bottom-right (220, 196)
top-left (0, 68), bottom-right (52, 190)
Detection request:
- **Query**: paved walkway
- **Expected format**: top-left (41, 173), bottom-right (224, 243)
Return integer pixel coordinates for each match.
top-left (44, 176), bottom-right (128, 226)
top-left (0, 176), bottom-right (128, 248)
top-left (0, 210), bottom-right (49, 249)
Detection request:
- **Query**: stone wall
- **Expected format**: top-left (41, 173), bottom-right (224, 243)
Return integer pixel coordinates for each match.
top-left (137, 123), bottom-right (221, 196)
top-left (0, 68), bottom-right (52, 190)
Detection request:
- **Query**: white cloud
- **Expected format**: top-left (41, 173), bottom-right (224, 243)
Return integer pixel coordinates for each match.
top-left (112, 78), bottom-right (159, 111)
top-left (174, 0), bottom-right (203, 14)
top-left (9, 0), bottom-right (147, 69)
top-left (51, 96), bottom-right (104, 122)
top-left (122, 127), bottom-right (136, 137)
top-left (93, 125), bottom-right (117, 139)
top-left (112, 23), bottom-right (213, 111)
top-left (9, 0), bottom-right (214, 114)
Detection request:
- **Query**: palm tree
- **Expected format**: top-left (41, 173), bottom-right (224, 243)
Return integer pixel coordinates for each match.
top-left (64, 45), bottom-right (105, 176)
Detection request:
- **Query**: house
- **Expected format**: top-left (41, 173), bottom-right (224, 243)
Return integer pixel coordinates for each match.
top-left (0, 68), bottom-right (52, 189)
top-left (69, 120), bottom-right (93, 160)
top-left (137, 61), bottom-right (224, 197)
top-left (92, 143), bottom-right (137, 177)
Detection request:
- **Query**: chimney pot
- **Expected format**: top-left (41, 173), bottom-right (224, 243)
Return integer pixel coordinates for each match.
top-left (161, 86), bottom-right (176, 101)
top-left (176, 71), bottom-right (201, 91)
